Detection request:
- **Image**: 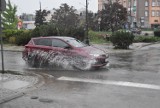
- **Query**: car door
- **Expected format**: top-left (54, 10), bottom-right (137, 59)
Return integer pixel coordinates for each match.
top-left (26, 38), bottom-right (53, 67)
top-left (51, 38), bottom-right (73, 55)
top-left (33, 38), bottom-right (53, 53)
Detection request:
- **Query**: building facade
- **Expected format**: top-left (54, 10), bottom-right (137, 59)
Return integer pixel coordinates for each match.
top-left (98, 0), bottom-right (160, 28)
top-left (98, 0), bottom-right (131, 11)
top-left (19, 13), bottom-right (36, 30)
top-left (137, 0), bottom-right (160, 28)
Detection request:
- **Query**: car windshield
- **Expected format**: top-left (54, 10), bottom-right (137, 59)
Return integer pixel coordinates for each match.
top-left (66, 39), bottom-right (87, 48)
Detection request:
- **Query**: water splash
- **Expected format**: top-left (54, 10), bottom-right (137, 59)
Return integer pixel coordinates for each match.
top-left (25, 49), bottom-right (93, 70)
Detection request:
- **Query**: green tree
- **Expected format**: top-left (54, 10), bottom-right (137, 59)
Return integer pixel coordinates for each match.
top-left (35, 9), bottom-right (50, 27)
top-left (100, 0), bottom-right (127, 32)
top-left (79, 11), bottom-right (97, 31)
top-left (2, 0), bottom-right (18, 30)
top-left (51, 3), bottom-right (79, 35)
top-left (88, 12), bottom-right (98, 31)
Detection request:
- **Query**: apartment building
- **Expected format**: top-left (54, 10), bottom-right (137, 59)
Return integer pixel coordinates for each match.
top-left (137, 0), bottom-right (160, 28)
top-left (98, 0), bottom-right (160, 28)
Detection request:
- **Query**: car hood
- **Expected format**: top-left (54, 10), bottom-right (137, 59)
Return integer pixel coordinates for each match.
top-left (80, 46), bottom-right (107, 56)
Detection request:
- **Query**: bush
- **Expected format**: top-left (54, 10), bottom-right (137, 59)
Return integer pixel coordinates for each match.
top-left (3, 29), bottom-right (32, 45)
top-left (110, 31), bottom-right (135, 49)
top-left (71, 27), bottom-right (85, 41)
top-left (134, 36), bottom-right (160, 43)
top-left (154, 30), bottom-right (160, 37)
top-left (31, 24), bottom-right (58, 37)
top-left (15, 30), bottom-right (32, 46)
top-left (3, 25), bottom-right (86, 45)
top-left (9, 37), bottom-right (16, 44)
top-left (31, 27), bottom-right (40, 37)
top-left (30, 25), bottom-right (85, 41)
top-left (3, 30), bottom-right (24, 42)
top-left (39, 24), bottom-right (58, 36)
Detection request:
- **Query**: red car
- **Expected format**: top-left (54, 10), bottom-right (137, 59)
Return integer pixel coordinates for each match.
top-left (22, 36), bottom-right (109, 70)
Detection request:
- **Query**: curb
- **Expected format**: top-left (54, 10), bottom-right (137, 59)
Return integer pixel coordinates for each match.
top-left (0, 72), bottom-right (45, 104)
top-left (1, 45), bottom-right (24, 52)
top-left (0, 92), bottom-right (25, 104)
top-left (135, 42), bottom-right (157, 49)
top-left (133, 42), bottom-right (160, 50)
top-left (2, 50), bottom-right (23, 52)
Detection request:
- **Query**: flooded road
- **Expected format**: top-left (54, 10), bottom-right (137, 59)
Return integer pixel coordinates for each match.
top-left (0, 51), bottom-right (26, 72)
top-left (1, 44), bottom-right (160, 108)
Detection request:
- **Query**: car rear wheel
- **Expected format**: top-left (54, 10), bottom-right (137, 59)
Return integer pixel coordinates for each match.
top-left (27, 55), bottom-right (40, 67)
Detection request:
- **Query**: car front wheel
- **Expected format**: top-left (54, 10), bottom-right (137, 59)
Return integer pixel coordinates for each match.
top-left (71, 56), bottom-right (90, 70)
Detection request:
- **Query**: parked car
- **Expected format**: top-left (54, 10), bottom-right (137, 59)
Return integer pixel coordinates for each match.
top-left (22, 36), bottom-right (109, 70)
top-left (131, 28), bottom-right (141, 34)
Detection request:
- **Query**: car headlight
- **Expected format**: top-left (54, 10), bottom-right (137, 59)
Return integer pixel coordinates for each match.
top-left (90, 54), bottom-right (100, 57)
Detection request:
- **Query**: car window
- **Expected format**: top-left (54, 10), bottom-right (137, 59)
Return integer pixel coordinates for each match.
top-left (52, 39), bottom-right (68, 48)
top-left (34, 38), bottom-right (52, 46)
top-left (66, 39), bottom-right (87, 47)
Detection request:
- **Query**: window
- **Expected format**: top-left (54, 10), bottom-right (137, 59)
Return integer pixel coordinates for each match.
top-left (156, 11), bottom-right (159, 16)
top-left (158, 0), bottom-right (160, 6)
top-left (145, 11), bottom-right (148, 16)
top-left (152, 10), bottom-right (155, 16)
top-left (34, 38), bottom-right (52, 46)
top-left (145, 0), bottom-right (149, 6)
top-left (52, 39), bottom-right (68, 48)
top-left (65, 39), bottom-right (87, 48)
top-left (152, 0), bottom-right (156, 6)
top-left (159, 11), bottom-right (160, 16)
top-left (141, 22), bottom-right (144, 26)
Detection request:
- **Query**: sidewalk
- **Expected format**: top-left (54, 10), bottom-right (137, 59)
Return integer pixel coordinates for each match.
top-left (0, 42), bottom-right (158, 104)
top-left (93, 42), bottom-right (156, 53)
top-left (0, 72), bottom-right (42, 104)
top-left (2, 44), bottom-right (24, 52)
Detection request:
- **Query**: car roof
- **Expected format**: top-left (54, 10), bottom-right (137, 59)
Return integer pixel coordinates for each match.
top-left (31, 36), bottom-right (75, 40)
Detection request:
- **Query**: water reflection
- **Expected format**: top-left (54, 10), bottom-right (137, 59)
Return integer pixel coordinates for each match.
top-left (110, 49), bottom-right (160, 73)
top-left (0, 51), bottom-right (26, 72)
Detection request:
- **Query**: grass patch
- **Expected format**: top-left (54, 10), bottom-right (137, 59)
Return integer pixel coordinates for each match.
top-left (134, 36), bottom-right (160, 43)
top-left (89, 31), bottom-right (111, 44)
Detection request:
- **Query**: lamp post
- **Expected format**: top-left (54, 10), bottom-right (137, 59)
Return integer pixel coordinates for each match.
top-left (0, 0), bottom-right (6, 74)
top-left (129, 0), bottom-right (133, 29)
top-left (85, 0), bottom-right (89, 45)
top-left (98, 17), bottom-right (101, 31)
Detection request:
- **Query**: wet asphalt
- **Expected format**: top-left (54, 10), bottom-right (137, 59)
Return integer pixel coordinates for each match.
top-left (0, 44), bottom-right (160, 108)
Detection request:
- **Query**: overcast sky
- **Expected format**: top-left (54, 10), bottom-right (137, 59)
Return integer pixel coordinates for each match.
top-left (9, 0), bottom-right (98, 15)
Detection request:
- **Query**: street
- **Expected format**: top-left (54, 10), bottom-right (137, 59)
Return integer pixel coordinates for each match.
top-left (0, 44), bottom-right (160, 108)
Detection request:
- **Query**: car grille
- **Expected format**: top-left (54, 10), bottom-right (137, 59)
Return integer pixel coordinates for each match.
top-left (97, 58), bottom-right (105, 64)
top-left (96, 55), bottom-right (107, 64)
